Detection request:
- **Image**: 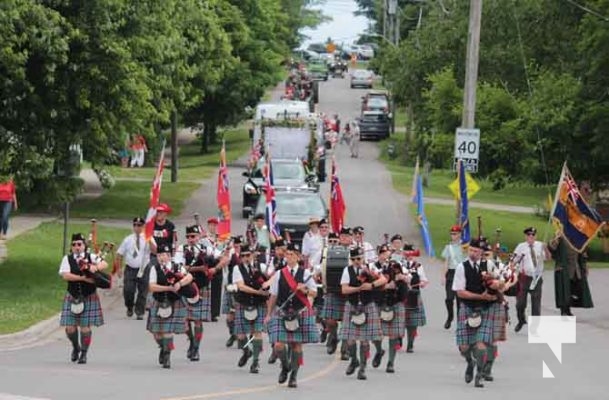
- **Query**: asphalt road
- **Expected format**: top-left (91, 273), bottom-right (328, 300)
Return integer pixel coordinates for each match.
top-left (2, 76), bottom-right (609, 400)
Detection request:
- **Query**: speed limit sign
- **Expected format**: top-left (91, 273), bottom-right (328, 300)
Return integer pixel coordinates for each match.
top-left (454, 128), bottom-right (480, 172)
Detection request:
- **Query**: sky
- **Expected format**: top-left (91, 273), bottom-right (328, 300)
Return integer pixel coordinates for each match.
top-left (300, 0), bottom-right (370, 48)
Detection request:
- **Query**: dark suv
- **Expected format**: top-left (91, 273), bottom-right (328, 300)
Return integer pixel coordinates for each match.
top-left (361, 91), bottom-right (391, 118)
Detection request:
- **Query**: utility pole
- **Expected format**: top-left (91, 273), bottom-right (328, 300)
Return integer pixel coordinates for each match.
top-left (461, 0), bottom-right (482, 129)
top-left (171, 109), bottom-right (178, 183)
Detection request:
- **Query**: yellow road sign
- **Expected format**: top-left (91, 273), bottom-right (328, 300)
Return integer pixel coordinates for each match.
top-left (326, 43), bottom-right (336, 53)
top-left (448, 173), bottom-right (481, 200)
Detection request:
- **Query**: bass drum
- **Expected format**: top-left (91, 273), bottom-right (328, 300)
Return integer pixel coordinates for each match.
top-left (322, 246), bottom-right (349, 294)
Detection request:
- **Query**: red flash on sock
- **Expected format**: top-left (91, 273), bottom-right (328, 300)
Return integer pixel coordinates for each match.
top-left (83, 336), bottom-right (92, 346)
top-left (394, 343), bottom-right (402, 351)
top-left (195, 333), bottom-right (203, 341)
top-left (494, 349), bottom-right (499, 358)
top-left (169, 342), bottom-right (175, 350)
top-left (299, 355), bottom-right (304, 366)
top-left (365, 351), bottom-right (370, 360)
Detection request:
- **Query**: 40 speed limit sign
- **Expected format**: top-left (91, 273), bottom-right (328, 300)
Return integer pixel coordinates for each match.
top-left (454, 128), bottom-right (480, 172)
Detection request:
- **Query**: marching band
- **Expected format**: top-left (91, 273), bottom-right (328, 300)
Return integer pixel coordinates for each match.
top-left (58, 205), bottom-right (579, 390)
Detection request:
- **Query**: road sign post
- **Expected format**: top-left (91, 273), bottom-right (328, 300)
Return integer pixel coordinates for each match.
top-left (454, 128), bottom-right (480, 173)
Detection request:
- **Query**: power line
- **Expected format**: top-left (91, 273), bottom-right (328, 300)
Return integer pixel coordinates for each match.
top-left (564, 0), bottom-right (609, 21)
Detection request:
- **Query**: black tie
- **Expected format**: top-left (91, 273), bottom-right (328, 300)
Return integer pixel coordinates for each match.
top-left (291, 268), bottom-right (297, 277)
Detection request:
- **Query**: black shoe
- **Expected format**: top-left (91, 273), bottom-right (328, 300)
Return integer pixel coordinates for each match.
top-left (190, 348), bottom-right (200, 362)
top-left (212, 317), bottom-right (219, 322)
top-left (326, 337), bottom-right (337, 355)
top-left (226, 335), bottom-right (236, 348)
top-left (340, 351), bottom-right (349, 361)
top-left (346, 359), bottom-right (360, 375)
top-left (238, 349), bottom-right (252, 367)
top-left (406, 346), bottom-right (414, 353)
top-left (136, 315), bottom-right (144, 320)
top-left (250, 360), bottom-right (260, 374)
top-left (127, 309), bottom-right (134, 317)
top-left (71, 346), bottom-right (81, 362)
top-left (474, 373), bottom-right (484, 388)
top-left (77, 350), bottom-right (87, 364)
top-left (357, 368), bottom-right (367, 380)
top-left (372, 350), bottom-right (385, 368)
top-left (187, 342), bottom-right (194, 360)
top-left (288, 371), bottom-right (298, 388)
top-left (163, 352), bottom-right (171, 369)
top-left (465, 360), bottom-right (475, 383)
top-left (320, 330), bottom-right (328, 344)
top-left (278, 367), bottom-right (290, 384)
top-left (159, 348), bottom-right (164, 365)
top-left (484, 373), bottom-right (494, 382)
top-left (386, 362), bottom-right (395, 373)
top-left (268, 351), bottom-right (277, 364)
top-left (515, 321), bottom-right (525, 333)
top-left (444, 319), bottom-right (452, 329)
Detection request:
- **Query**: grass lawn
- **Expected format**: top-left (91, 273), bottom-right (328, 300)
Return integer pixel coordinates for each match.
top-left (0, 222), bottom-right (130, 334)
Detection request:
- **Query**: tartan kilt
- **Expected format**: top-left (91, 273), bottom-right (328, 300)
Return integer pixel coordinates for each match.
top-left (268, 307), bottom-right (319, 344)
top-left (320, 293), bottom-right (345, 321)
top-left (379, 302), bottom-right (406, 339)
top-left (147, 298), bottom-right (188, 334)
top-left (60, 293), bottom-right (104, 327)
top-left (455, 303), bottom-right (494, 346)
top-left (187, 288), bottom-right (211, 322)
top-left (233, 303), bottom-right (266, 335)
top-left (339, 302), bottom-right (383, 341)
top-left (404, 295), bottom-right (427, 327)
top-left (490, 302), bottom-right (507, 342)
top-left (221, 289), bottom-right (235, 315)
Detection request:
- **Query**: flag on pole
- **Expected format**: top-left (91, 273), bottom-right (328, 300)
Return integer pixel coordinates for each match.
top-left (145, 141), bottom-right (166, 242)
top-left (414, 172), bottom-right (435, 256)
top-left (411, 156), bottom-right (420, 203)
top-left (216, 140), bottom-right (231, 241)
top-left (550, 162), bottom-right (604, 252)
top-left (329, 158), bottom-right (346, 233)
top-left (264, 156), bottom-right (281, 239)
top-left (457, 159), bottom-right (470, 244)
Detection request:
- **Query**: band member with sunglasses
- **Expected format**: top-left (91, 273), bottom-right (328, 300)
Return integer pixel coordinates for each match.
top-left (222, 236), bottom-right (243, 348)
top-left (58, 233), bottom-right (108, 364)
top-left (115, 217), bottom-right (153, 320)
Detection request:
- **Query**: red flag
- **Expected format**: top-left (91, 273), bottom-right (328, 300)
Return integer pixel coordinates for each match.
top-left (329, 158), bottom-right (346, 233)
top-left (216, 141), bottom-right (231, 240)
top-left (145, 141), bottom-right (165, 241)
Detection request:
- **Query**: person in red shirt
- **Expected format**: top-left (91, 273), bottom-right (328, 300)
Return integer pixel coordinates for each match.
top-left (130, 134), bottom-right (148, 168)
top-left (0, 177), bottom-right (18, 240)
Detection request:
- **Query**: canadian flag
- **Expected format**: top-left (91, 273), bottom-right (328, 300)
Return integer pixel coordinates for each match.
top-left (144, 142), bottom-right (165, 241)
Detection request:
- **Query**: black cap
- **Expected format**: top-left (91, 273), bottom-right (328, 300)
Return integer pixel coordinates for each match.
top-left (469, 238), bottom-right (483, 249)
top-left (240, 244), bottom-right (252, 254)
top-left (254, 213), bottom-right (265, 220)
top-left (350, 247), bottom-right (364, 259)
top-left (186, 225), bottom-right (201, 234)
top-left (286, 243), bottom-right (300, 252)
top-left (340, 227), bottom-right (352, 235)
top-left (256, 244), bottom-right (267, 253)
top-left (391, 234), bottom-right (403, 242)
top-left (158, 244), bottom-right (172, 254)
top-left (273, 237), bottom-right (286, 248)
top-left (524, 227), bottom-right (537, 235)
top-left (328, 232), bottom-right (339, 240)
top-left (353, 226), bottom-right (364, 234)
top-left (232, 235), bottom-right (243, 244)
top-left (71, 233), bottom-right (86, 242)
top-left (377, 244), bottom-right (390, 253)
top-left (133, 217), bottom-right (145, 225)
top-left (319, 218), bottom-right (328, 226)
top-left (403, 243), bottom-right (415, 251)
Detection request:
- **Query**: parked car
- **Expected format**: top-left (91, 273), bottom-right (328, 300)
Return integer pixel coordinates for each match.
top-left (306, 59), bottom-right (329, 81)
top-left (242, 158), bottom-right (319, 218)
top-left (361, 90), bottom-right (391, 118)
top-left (350, 69), bottom-right (374, 89)
top-left (357, 110), bottom-right (390, 140)
top-left (250, 187), bottom-right (328, 244)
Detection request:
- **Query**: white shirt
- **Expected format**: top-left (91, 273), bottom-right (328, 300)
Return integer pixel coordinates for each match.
top-left (149, 262), bottom-right (187, 284)
top-left (452, 258), bottom-right (480, 292)
top-left (513, 241), bottom-right (547, 276)
top-left (269, 266), bottom-right (317, 296)
top-left (340, 264), bottom-right (379, 284)
top-left (58, 253), bottom-right (101, 275)
top-left (116, 232), bottom-right (150, 269)
top-left (441, 243), bottom-right (465, 270)
top-left (302, 231), bottom-right (323, 266)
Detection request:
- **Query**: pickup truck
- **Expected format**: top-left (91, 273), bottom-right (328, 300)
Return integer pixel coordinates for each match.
top-left (357, 111), bottom-right (390, 140)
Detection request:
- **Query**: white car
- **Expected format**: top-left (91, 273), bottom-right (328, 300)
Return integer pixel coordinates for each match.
top-left (359, 45), bottom-right (375, 60)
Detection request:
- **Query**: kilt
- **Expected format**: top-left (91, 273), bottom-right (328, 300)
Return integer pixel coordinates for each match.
top-left (221, 289), bottom-right (235, 315)
top-left (339, 302), bottom-right (383, 341)
top-left (490, 302), bottom-right (507, 342)
top-left (404, 295), bottom-right (427, 327)
top-left (379, 302), bottom-right (406, 339)
top-left (268, 307), bottom-right (319, 344)
top-left (455, 303), bottom-right (494, 346)
top-left (233, 303), bottom-right (266, 335)
top-left (60, 293), bottom-right (104, 327)
top-left (320, 293), bottom-right (345, 321)
top-left (147, 299), bottom-right (188, 334)
top-left (187, 288), bottom-right (211, 322)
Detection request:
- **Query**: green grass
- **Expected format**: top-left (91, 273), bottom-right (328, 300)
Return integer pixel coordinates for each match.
top-left (393, 107), bottom-right (408, 128)
top-left (0, 222), bottom-right (130, 334)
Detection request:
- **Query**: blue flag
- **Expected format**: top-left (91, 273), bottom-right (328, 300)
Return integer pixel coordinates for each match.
top-left (458, 160), bottom-right (470, 244)
top-left (415, 174), bottom-right (435, 256)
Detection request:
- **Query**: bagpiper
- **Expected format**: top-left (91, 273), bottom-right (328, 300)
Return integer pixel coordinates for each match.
top-left (265, 243), bottom-right (319, 388)
top-left (58, 233), bottom-right (108, 364)
top-left (221, 236), bottom-right (243, 348)
top-left (402, 244), bottom-right (428, 353)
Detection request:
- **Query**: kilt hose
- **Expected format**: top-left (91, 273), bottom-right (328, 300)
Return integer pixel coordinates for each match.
top-left (221, 289), bottom-right (235, 315)
top-left (233, 303), bottom-right (266, 335)
top-left (60, 292), bottom-right (104, 327)
top-left (404, 295), bottom-right (427, 327)
top-left (147, 299), bottom-right (188, 334)
top-left (455, 303), bottom-right (495, 346)
top-left (379, 302), bottom-right (406, 339)
top-left (320, 292), bottom-right (345, 321)
top-left (339, 302), bottom-right (383, 341)
top-left (186, 288), bottom-right (211, 322)
top-left (268, 307), bottom-right (320, 344)
top-left (490, 301), bottom-right (507, 342)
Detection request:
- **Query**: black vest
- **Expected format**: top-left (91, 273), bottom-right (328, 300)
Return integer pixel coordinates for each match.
top-left (234, 263), bottom-right (267, 306)
top-left (463, 259), bottom-right (487, 308)
top-left (346, 266), bottom-right (375, 306)
top-left (227, 254), bottom-right (240, 284)
top-left (152, 262), bottom-right (181, 303)
top-left (183, 244), bottom-right (209, 288)
top-left (67, 254), bottom-right (97, 298)
top-left (277, 267), bottom-right (306, 311)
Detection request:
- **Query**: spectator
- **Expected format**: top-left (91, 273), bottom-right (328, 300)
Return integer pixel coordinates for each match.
top-left (130, 133), bottom-right (148, 168)
top-left (0, 176), bottom-right (18, 240)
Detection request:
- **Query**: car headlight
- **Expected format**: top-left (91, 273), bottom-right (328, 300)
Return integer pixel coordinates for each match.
top-left (244, 182), bottom-right (258, 194)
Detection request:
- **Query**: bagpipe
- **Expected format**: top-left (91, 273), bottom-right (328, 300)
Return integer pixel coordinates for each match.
top-left (82, 219), bottom-right (115, 289)
top-left (161, 262), bottom-right (200, 304)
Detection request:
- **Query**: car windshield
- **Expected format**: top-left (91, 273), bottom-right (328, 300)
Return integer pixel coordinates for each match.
top-left (256, 192), bottom-right (325, 217)
top-left (367, 97), bottom-right (388, 108)
top-left (250, 160), bottom-right (305, 181)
